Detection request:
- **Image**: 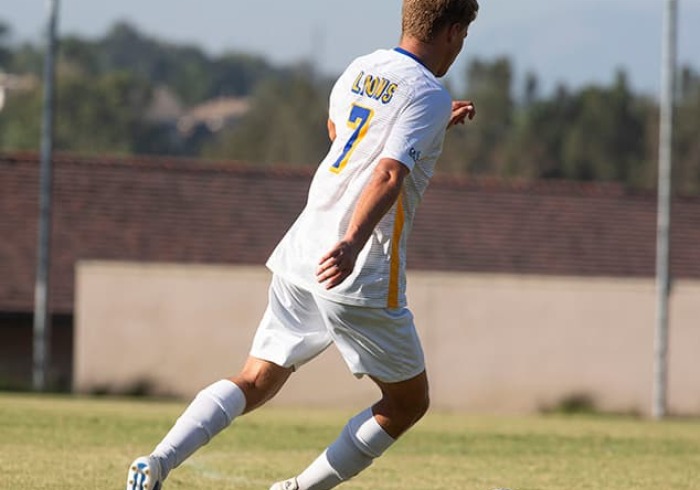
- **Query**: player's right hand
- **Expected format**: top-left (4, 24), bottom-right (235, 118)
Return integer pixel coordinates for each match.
top-left (316, 240), bottom-right (359, 289)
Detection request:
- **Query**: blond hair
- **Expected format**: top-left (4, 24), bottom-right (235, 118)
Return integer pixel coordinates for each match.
top-left (402, 0), bottom-right (479, 43)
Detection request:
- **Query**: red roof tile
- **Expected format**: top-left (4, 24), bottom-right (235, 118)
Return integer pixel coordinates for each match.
top-left (1, 152), bottom-right (699, 314)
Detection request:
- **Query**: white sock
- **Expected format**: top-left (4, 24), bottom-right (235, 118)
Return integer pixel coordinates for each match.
top-left (295, 408), bottom-right (395, 490)
top-left (151, 379), bottom-right (246, 479)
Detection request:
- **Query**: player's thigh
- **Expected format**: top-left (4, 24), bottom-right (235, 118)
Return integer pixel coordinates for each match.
top-left (250, 275), bottom-right (332, 370)
top-left (315, 298), bottom-right (425, 384)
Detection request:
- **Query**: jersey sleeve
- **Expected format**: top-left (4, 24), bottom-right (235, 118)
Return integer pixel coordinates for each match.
top-left (380, 88), bottom-right (452, 171)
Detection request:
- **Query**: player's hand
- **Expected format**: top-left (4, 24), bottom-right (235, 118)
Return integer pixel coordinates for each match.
top-left (317, 240), bottom-right (359, 289)
top-left (447, 100), bottom-right (476, 128)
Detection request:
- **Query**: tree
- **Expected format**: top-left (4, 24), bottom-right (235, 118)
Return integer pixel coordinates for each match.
top-left (204, 66), bottom-right (332, 166)
top-left (441, 57), bottom-right (515, 176)
top-left (675, 66), bottom-right (700, 193)
top-left (54, 71), bottom-right (154, 153)
top-left (558, 71), bottom-right (648, 183)
top-left (0, 21), bottom-right (11, 69)
top-left (92, 22), bottom-right (290, 105)
top-left (0, 85), bottom-right (42, 150)
top-left (1, 18), bottom-right (698, 194)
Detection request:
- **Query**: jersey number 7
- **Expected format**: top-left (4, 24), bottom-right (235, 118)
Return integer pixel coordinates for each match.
top-left (330, 104), bottom-right (375, 174)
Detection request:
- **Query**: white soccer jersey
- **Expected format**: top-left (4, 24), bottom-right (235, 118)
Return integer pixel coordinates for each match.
top-left (266, 48), bottom-right (452, 308)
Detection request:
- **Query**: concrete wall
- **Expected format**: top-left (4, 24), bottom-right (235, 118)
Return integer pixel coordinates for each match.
top-left (74, 261), bottom-right (700, 415)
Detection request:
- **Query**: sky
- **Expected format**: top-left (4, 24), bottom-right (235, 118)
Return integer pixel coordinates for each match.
top-left (3, 0), bottom-right (700, 97)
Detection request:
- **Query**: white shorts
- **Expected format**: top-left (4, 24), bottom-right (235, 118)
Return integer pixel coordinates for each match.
top-left (249, 274), bottom-right (425, 383)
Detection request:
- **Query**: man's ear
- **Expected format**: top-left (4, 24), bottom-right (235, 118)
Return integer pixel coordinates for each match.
top-left (447, 22), bottom-right (466, 42)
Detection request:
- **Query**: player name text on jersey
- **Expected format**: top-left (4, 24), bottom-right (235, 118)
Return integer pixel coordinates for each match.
top-left (350, 71), bottom-right (398, 104)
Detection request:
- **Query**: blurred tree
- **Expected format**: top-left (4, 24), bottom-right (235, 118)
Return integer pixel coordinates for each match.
top-left (91, 22), bottom-right (288, 105)
top-left (522, 71), bottom-right (540, 107)
top-left (501, 71), bottom-right (653, 187)
top-left (441, 57), bottom-right (514, 176)
top-left (203, 66), bottom-right (332, 166)
top-left (0, 22), bottom-right (41, 149)
top-left (0, 69), bottom-right (154, 154)
top-left (97, 23), bottom-right (206, 102)
top-left (559, 71), bottom-right (648, 183)
top-left (0, 18), bottom-right (698, 194)
top-left (6, 42), bottom-right (43, 74)
top-left (675, 66), bottom-right (700, 193)
top-left (0, 86), bottom-right (42, 150)
top-left (504, 83), bottom-right (575, 180)
top-left (0, 21), bottom-right (11, 69)
top-left (60, 35), bottom-right (101, 76)
top-left (54, 71), bottom-right (153, 153)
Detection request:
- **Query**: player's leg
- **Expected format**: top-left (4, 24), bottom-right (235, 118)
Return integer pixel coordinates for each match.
top-left (369, 370), bottom-right (430, 438)
top-left (127, 275), bottom-right (331, 490)
top-left (126, 358), bottom-right (292, 490)
top-left (271, 372), bottom-right (428, 490)
top-left (155, 358), bottom-right (293, 476)
top-left (270, 301), bottom-right (427, 490)
top-left (230, 355), bottom-right (293, 414)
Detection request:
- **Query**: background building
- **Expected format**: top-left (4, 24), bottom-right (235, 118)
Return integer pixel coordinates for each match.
top-left (1, 153), bottom-right (698, 414)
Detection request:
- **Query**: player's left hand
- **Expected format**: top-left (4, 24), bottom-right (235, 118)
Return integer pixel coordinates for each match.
top-left (447, 100), bottom-right (476, 128)
top-left (317, 240), bottom-right (359, 289)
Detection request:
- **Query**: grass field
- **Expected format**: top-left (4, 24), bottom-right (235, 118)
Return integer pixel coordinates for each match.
top-left (1, 393), bottom-right (699, 490)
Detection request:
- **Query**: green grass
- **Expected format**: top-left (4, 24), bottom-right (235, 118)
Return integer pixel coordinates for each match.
top-left (1, 393), bottom-right (699, 489)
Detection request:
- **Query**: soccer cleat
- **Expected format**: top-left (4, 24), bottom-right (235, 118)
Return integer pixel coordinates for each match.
top-left (268, 477), bottom-right (299, 490)
top-left (126, 456), bottom-right (163, 490)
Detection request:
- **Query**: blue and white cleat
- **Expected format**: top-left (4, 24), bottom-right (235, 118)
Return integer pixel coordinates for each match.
top-left (269, 477), bottom-right (298, 490)
top-left (126, 456), bottom-right (163, 490)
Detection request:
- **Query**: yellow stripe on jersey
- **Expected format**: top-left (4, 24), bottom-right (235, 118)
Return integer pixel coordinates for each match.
top-left (387, 192), bottom-right (405, 309)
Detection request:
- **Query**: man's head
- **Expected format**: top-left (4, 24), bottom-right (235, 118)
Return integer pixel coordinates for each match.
top-left (401, 0), bottom-right (479, 77)
top-left (402, 0), bottom-right (479, 43)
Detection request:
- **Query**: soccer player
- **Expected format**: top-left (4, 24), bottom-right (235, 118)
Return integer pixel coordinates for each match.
top-left (125, 1), bottom-right (479, 489)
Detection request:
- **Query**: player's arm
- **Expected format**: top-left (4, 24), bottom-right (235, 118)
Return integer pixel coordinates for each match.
top-left (317, 158), bottom-right (409, 289)
top-left (327, 119), bottom-right (337, 142)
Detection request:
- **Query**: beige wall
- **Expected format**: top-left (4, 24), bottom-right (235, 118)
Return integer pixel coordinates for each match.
top-left (74, 261), bottom-right (700, 415)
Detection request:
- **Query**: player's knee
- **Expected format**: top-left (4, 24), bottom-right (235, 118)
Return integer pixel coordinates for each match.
top-left (411, 389), bottom-right (430, 424)
top-left (229, 375), bottom-right (276, 413)
top-left (383, 387), bottom-right (430, 428)
top-left (229, 358), bottom-right (292, 413)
